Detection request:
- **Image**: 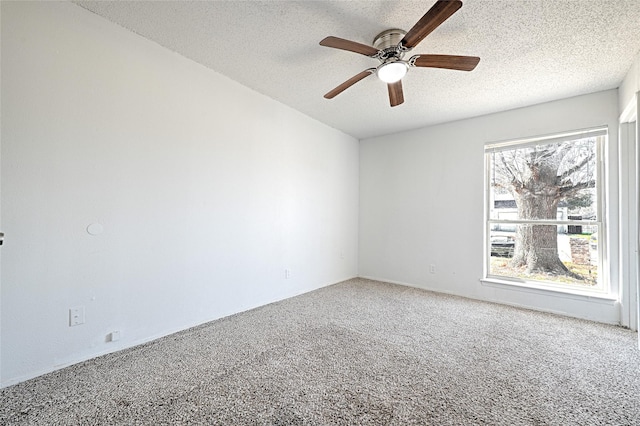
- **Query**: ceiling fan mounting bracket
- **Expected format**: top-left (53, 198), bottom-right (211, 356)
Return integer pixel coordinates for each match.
top-left (372, 29), bottom-right (408, 62)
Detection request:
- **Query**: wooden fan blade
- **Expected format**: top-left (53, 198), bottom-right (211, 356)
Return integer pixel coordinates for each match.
top-left (324, 69), bottom-right (375, 99)
top-left (401, 0), bottom-right (462, 49)
top-left (320, 36), bottom-right (379, 57)
top-left (388, 80), bottom-right (404, 107)
top-left (411, 54), bottom-right (480, 71)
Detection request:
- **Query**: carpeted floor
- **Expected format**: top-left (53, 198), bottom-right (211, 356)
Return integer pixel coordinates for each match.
top-left (1, 278), bottom-right (639, 425)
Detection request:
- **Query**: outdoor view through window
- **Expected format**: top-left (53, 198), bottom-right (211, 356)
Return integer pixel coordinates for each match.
top-left (485, 128), bottom-right (606, 293)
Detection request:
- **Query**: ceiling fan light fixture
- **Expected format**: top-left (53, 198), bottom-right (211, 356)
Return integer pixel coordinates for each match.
top-left (377, 61), bottom-right (408, 83)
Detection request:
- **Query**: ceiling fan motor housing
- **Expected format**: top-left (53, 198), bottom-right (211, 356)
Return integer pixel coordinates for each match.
top-left (373, 29), bottom-right (407, 62)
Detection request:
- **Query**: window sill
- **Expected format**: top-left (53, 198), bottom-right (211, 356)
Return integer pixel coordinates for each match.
top-left (480, 277), bottom-right (618, 303)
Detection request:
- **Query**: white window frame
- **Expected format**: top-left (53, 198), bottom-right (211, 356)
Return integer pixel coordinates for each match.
top-left (483, 126), bottom-right (610, 297)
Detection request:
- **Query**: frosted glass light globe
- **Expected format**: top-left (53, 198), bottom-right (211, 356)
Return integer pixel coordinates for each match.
top-left (377, 61), bottom-right (408, 83)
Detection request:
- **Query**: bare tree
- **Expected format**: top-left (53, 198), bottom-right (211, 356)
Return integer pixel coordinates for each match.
top-left (492, 138), bottom-right (596, 276)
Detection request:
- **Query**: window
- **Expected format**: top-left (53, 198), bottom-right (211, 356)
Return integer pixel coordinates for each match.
top-left (484, 127), bottom-right (607, 294)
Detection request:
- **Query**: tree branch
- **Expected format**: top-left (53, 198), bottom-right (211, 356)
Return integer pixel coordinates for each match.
top-left (558, 179), bottom-right (595, 197)
top-left (558, 151), bottom-right (595, 182)
top-left (498, 152), bottom-right (521, 186)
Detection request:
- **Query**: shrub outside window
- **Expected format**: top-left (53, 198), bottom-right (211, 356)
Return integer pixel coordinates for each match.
top-left (485, 127), bottom-right (607, 294)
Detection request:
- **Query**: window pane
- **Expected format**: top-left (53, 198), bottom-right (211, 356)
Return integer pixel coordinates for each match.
top-left (489, 225), bottom-right (600, 289)
top-left (485, 129), bottom-right (605, 292)
top-left (489, 137), bottom-right (598, 221)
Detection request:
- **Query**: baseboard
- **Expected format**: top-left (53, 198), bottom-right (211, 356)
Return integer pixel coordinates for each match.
top-left (357, 275), bottom-right (470, 298)
top-left (357, 274), bottom-right (621, 326)
top-left (1, 275), bottom-right (358, 389)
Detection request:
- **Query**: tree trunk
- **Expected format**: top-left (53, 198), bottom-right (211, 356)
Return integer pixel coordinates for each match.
top-left (511, 224), bottom-right (569, 274)
top-left (496, 142), bottom-right (596, 279)
top-left (510, 163), bottom-right (570, 275)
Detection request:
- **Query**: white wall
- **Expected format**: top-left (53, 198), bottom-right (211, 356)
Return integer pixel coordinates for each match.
top-left (618, 120), bottom-right (638, 331)
top-left (0, 2), bottom-right (358, 387)
top-left (619, 50), bottom-right (639, 119)
top-left (359, 90), bottom-right (621, 324)
top-left (618, 56), bottom-right (639, 332)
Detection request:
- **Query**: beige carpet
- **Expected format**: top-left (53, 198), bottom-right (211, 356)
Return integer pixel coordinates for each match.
top-left (1, 278), bottom-right (639, 425)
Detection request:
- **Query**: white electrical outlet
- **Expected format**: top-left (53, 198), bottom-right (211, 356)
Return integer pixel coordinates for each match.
top-left (69, 306), bottom-right (85, 326)
top-left (429, 264), bottom-right (436, 274)
top-left (109, 330), bottom-right (121, 342)
top-left (285, 269), bottom-right (291, 279)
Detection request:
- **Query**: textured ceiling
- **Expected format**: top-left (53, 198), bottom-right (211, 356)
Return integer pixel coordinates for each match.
top-left (75, 0), bottom-right (640, 139)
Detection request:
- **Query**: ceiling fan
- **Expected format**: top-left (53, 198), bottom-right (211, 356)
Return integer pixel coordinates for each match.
top-left (319, 0), bottom-right (479, 107)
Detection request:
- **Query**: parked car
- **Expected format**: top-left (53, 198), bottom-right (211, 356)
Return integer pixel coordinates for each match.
top-left (491, 233), bottom-right (515, 257)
